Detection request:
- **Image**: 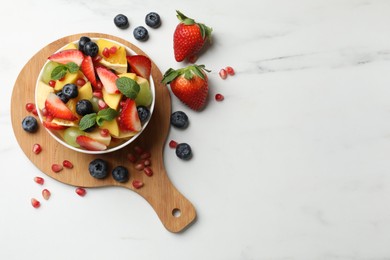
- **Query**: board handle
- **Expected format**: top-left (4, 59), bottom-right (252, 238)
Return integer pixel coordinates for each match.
top-left (140, 173), bottom-right (197, 233)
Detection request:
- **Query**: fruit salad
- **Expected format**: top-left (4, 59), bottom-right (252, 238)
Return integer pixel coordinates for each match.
top-left (35, 37), bottom-right (155, 153)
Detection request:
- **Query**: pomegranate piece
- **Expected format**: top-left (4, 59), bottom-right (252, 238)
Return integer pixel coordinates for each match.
top-left (109, 46), bottom-right (117, 54)
top-left (75, 187), bottom-right (87, 197)
top-left (219, 69), bottom-right (227, 79)
top-left (25, 103), bottom-right (36, 113)
top-left (42, 189), bottom-right (51, 200)
top-left (132, 180), bottom-right (144, 189)
top-left (215, 93), bottom-right (224, 101)
top-left (144, 167), bottom-right (153, 177)
top-left (31, 198), bottom-right (40, 208)
top-left (76, 78), bottom-right (86, 87)
top-left (225, 66), bottom-right (235, 75)
top-left (127, 152), bottom-right (137, 163)
top-left (102, 47), bottom-right (110, 58)
top-left (63, 160), bottom-right (73, 169)
top-left (100, 129), bottom-right (110, 137)
top-left (34, 176), bottom-right (44, 185)
top-left (48, 80), bottom-right (56, 88)
top-left (134, 145), bottom-right (144, 155)
top-left (135, 163), bottom-right (145, 171)
top-left (169, 140), bottom-right (178, 149)
top-left (140, 152), bottom-right (151, 160)
top-left (32, 143), bottom-right (42, 154)
top-left (51, 163), bottom-right (63, 173)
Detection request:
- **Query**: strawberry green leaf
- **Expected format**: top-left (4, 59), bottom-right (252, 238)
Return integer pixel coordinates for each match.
top-left (116, 77), bottom-right (140, 99)
top-left (162, 68), bottom-right (180, 84)
top-left (79, 113), bottom-right (97, 131)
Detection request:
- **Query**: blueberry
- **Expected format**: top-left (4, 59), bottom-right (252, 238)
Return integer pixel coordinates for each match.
top-left (175, 143), bottom-right (192, 160)
top-left (22, 116), bottom-right (38, 133)
top-left (112, 166), bottom-right (129, 183)
top-left (133, 26), bottom-right (149, 41)
top-left (62, 83), bottom-right (78, 99)
top-left (114, 14), bottom-right (129, 29)
top-left (56, 91), bottom-right (69, 103)
top-left (170, 111), bottom-right (189, 129)
top-left (78, 36), bottom-right (91, 52)
top-left (137, 106), bottom-right (150, 123)
top-left (76, 99), bottom-right (94, 116)
top-left (145, 12), bottom-right (161, 28)
top-left (89, 159), bottom-right (108, 179)
top-left (83, 41), bottom-right (99, 57)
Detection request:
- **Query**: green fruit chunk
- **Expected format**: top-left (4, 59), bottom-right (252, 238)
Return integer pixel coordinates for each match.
top-left (41, 61), bottom-right (60, 83)
top-left (90, 97), bottom-right (100, 112)
top-left (135, 77), bottom-right (152, 106)
top-left (63, 127), bottom-right (85, 147)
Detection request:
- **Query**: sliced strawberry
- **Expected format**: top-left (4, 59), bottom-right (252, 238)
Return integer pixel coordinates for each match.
top-left (48, 49), bottom-right (84, 66)
top-left (45, 93), bottom-right (77, 121)
top-left (118, 98), bottom-right (141, 132)
top-left (43, 121), bottom-right (67, 130)
top-left (126, 55), bottom-right (151, 79)
top-left (76, 136), bottom-right (107, 151)
top-left (80, 56), bottom-right (97, 87)
top-left (96, 67), bottom-right (119, 94)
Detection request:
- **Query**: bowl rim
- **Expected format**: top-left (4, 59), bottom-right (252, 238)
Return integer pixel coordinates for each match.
top-left (35, 37), bottom-right (156, 154)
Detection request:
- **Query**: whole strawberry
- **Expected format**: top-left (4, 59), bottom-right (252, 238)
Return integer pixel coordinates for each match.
top-left (173, 10), bottom-right (212, 62)
top-left (162, 65), bottom-right (210, 111)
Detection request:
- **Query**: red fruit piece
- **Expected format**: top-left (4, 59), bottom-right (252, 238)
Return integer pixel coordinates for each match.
top-left (109, 46), bottom-right (117, 54)
top-left (76, 78), bottom-right (86, 87)
top-left (102, 47), bottom-right (110, 58)
top-left (144, 167), bottom-right (153, 177)
top-left (31, 198), bottom-right (40, 208)
top-left (96, 67), bottom-right (119, 94)
top-left (48, 80), bottom-right (56, 88)
top-left (34, 176), bottom-right (44, 185)
top-left (32, 143), bottom-right (42, 154)
top-left (215, 93), bottom-right (224, 101)
top-left (118, 99), bottom-right (141, 132)
top-left (76, 135), bottom-right (107, 151)
top-left (25, 103), bottom-right (35, 113)
top-left (169, 140), bottom-right (178, 148)
top-left (48, 49), bottom-right (84, 66)
top-left (127, 152), bottom-right (137, 163)
top-left (52, 164), bottom-right (63, 173)
top-left (80, 56), bottom-right (98, 87)
top-left (63, 160), bottom-right (73, 169)
top-left (42, 189), bottom-right (51, 200)
top-left (173, 11), bottom-right (212, 62)
top-left (75, 187), bottom-right (86, 196)
top-left (45, 93), bottom-right (77, 121)
top-left (100, 129), bottom-right (110, 137)
top-left (43, 121), bottom-right (67, 130)
top-left (132, 180), bottom-right (144, 189)
top-left (219, 69), bottom-right (227, 79)
top-left (126, 55), bottom-right (152, 79)
top-left (225, 66), bottom-right (235, 75)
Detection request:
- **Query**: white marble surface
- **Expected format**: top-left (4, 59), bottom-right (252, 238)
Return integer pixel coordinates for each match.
top-left (2, 0), bottom-right (390, 259)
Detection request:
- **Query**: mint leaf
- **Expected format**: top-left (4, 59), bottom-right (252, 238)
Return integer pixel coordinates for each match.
top-left (116, 77), bottom-right (140, 99)
top-left (66, 62), bottom-right (79, 73)
top-left (51, 65), bottom-right (67, 80)
top-left (79, 113), bottom-right (97, 131)
top-left (96, 108), bottom-right (118, 126)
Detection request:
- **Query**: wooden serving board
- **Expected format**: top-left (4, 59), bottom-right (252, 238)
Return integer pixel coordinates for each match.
top-left (10, 33), bottom-right (196, 233)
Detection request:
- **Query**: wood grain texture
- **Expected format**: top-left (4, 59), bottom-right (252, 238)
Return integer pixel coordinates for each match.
top-left (10, 33), bottom-right (196, 233)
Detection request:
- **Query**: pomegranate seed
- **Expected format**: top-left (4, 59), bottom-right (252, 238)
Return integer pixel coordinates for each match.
top-left (51, 164), bottom-right (63, 173)
top-left (96, 81), bottom-right (103, 90)
top-left (34, 176), bottom-right (44, 185)
top-left (63, 160), bottom-right (73, 169)
top-left (98, 99), bottom-right (107, 109)
top-left (100, 129), bottom-right (110, 137)
top-left (132, 180), bottom-right (144, 189)
top-left (93, 91), bottom-right (103, 99)
top-left (32, 108), bottom-right (38, 116)
top-left (42, 189), bottom-right (51, 200)
top-left (142, 159), bottom-right (151, 166)
top-left (169, 140), bottom-right (178, 148)
top-left (215, 93), bottom-right (224, 101)
top-left (188, 55), bottom-right (198, 63)
top-left (93, 55), bottom-right (103, 62)
top-left (48, 80), bottom-right (56, 87)
top-left (135, 163), bottom-right (145, 171)
top-left (144, 167), bottom-right (153, 177)
top-left (219, 69), bottom-right (227, 79)
top-left (127, 152), bottom-right (137, 163)
top-left (41, 108), bottom-right (48, 116)
top-left (225, 66), bottom-right (235, 75)
top-left (76, 78), bottom-right (86, 87)
top-left (32, 143), bottom-right (42, 154)
top-left (75, 187), bottom-right (86, 197)
top-left (140, 152), bottom-right (151, 160)
top-left (25, 103), bottom-right (35, 112)
top-left (102, 47), bottom-right (110, 58)
top-left (134, 146), bottom-right (144, 155)
top-left (109, 46), bottom-right (117, 54)
top-left (31, 198), bottom-right (40, 208)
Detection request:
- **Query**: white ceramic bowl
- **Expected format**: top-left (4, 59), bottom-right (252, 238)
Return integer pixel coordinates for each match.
top-left (35, 38), bottom-right (155, 154)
